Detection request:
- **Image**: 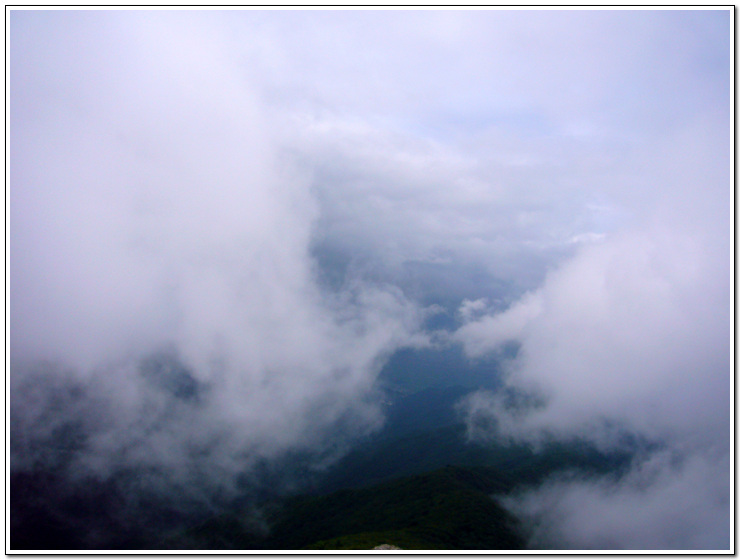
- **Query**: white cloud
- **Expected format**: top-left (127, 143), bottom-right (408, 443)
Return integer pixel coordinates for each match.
top-left (455, 292), bottom-right (543, 358)
top-left (9, 11), bottom-right (427, 495)
top-left (455, 114), bottom-right (730, 443)
top-left (503, 451), bottom-right (730, 550)
top-left (454, 113), bottom-right (730, 548)
top-left (9, 8), bottom-right (731, 549)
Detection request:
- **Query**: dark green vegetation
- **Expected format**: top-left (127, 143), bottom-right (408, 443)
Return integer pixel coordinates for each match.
top-left (11, 375), bottom-right (639, 551)
top-left (156, 386), bottom-right (635, 551)
top-left (166, 466), bottom-right (526, 550)
top-left (312, 382), bottom-right (633, 496)
top-left (316, 420), bottom-right (631, 496)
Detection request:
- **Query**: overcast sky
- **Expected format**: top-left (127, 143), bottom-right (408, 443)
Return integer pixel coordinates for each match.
top-left (9, 8), bottom-right (731, 550)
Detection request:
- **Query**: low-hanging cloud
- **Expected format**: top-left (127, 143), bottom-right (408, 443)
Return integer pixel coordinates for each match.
top-left (9, 8), bottom-right (731, 551)
top-left (503, 450), bottom-right (730, 550)
top-left (454, 115), bottom-right (730, 549)
top-left (9, 11), bottom-right (427, 511)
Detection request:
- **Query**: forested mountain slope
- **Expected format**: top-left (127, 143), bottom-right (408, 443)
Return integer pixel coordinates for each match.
top-left (168, 465), bottom-right (526, 550)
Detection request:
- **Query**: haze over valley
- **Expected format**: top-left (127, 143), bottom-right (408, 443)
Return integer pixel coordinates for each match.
top-left (9, 8), bottom-right (731, 551)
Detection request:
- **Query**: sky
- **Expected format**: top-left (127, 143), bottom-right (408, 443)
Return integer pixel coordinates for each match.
top-left (9, 8), bottom-right (732, 551)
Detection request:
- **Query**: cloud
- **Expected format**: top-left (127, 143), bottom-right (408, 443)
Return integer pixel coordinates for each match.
top-left (262, 11), bottom-right (728, 306)
top-left (231, 10), bottom-right (728, 140)
top-left (9, 8), bottom-right (730, 550)
top-left (281, 110), bottom-right (614, 307)
top-left (455, 114), bottom-right (730, 441)
top-left (9, 11), bottom-right (426, 504)
top-left (455, 292), bottom-right (543, 357)
top-left (454, 112), bottom-right (730, 549)
top-left (503, 451), bottom-right (730, 550)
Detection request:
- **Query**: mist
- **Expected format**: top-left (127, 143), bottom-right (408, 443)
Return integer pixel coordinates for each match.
top-left (10, 12), bottom-right (429, 537)
top-left (9, 8), bottom-right (731, 551)
top-left (454, 111), bottom-right (730, 549)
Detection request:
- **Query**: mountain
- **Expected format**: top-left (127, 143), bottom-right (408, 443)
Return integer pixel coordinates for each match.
top-left (313, 384), bottom-right (634, 495)
top-left (167, 465), bottom-right (526, 550)
top-left (10, 383), bottom-right (638, 551)
top-left (160, 409), bottom-right (635, 550)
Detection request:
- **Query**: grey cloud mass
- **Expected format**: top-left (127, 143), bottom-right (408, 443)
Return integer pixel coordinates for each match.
top-left (10, 10), bottom-right (426, 497)
top-left (502, 450), bottom-right (730, 550)
top-left (454, 111), bottom-right (730, 549)
top-left (9, 8), bottom-right (731, 551)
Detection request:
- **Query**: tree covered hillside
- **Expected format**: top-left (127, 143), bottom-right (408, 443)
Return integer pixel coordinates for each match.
top-left (169, 466), bottom-right (526, 550)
